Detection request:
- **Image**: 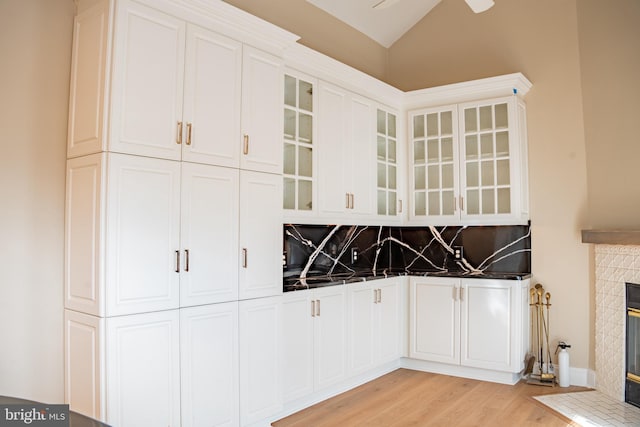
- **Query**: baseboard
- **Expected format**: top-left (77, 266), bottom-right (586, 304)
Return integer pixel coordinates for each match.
top-left (400, 358), bottom-right (522, 385)
top-left (552, 363), bottom-right (596, 388)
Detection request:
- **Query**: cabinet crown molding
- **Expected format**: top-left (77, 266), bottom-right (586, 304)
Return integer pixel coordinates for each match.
top-left (404, 73), bottom-right (532, 110)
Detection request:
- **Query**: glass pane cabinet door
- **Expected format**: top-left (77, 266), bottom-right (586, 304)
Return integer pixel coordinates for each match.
top-left (461, 101), bottom-right (512, 217)
top-left (283, 74), bottom-right (314, 211)
top-left (410, 107), bottom-right (457, 219)
top-left (377, 109), bottom-right (398, 216)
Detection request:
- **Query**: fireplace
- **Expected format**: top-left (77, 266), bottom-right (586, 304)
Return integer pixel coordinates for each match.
top-left (626, 282), bottom-right (640, 407)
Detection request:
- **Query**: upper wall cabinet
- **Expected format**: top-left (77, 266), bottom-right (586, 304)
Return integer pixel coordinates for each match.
top-left (317, 82), bottom-right (375, 219)
top-left (283, 70), bottom-right (316, 214)
top-left (68, 0), bottom-right (283, 174)
top-left (376, 107), bottom-right (403, 221)
top-left (408, 95), bottom-right (529, 225)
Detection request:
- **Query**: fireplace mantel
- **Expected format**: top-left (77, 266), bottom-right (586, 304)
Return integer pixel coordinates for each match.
top-left (582, 230), bottom-right (640, 245)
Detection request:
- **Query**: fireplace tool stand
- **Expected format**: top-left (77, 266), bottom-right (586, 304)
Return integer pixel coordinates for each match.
top-left (526, 283), bottom-right (556, 386)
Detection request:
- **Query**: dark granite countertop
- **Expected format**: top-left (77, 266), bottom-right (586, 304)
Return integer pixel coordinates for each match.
top-left (283, 270), bottom-right (531, 292)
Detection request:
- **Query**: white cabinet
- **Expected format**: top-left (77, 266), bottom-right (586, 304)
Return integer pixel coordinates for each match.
top-left (282, 286), bottom-right (347, 402)
top-left (68, 0), bottom-right (282, 173)
top-left (65, 153), bottom-right (243, 316)
top-left (347, 279), bottom-right (401, 375)
top-left (239, 296), bottom-right (282, 425)
top-left (317, 82), bottom-right (375, 218)
top-left (409, 96), bottom-right (528, 225)
top-left (409, 277), bottom-right (529, 374)
top-left (180, 302), bottom-right (239, 427)
top-left (375, 108), bottom-right (403, 221)
top-left (64, 309), bottom-right (181, 426)
top-left (239, 171), bottom-right (283, 300)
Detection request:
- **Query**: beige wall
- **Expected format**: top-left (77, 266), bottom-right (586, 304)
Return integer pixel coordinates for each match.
top-left (0, 0), bottom-right (74, 401)
top-left (577, 0), bottom-right (640, 230)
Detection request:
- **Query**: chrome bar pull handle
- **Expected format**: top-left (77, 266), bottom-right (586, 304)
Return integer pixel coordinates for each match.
top-left (350, 193), bottom-right (354, 209)
top-left (184, 249), bottom-right (189, 272)
top-left (243, 134), bottom-right (249, 155)
top-left (378, 289), bottom-right (382, 303)
top-left (186, 122), bottom-right (192, 145)
top-left (316, 299), bottom-right (321, 316)
top-left (460, 287), bottom-right (464, 301)
top-left (460, 196), bottom-right (464, 211)
top-left (176, 121), bottom-right (183, 145)
top-left (346, 193), bottom-right (350, 209)
top-left (311, 300), bottom-right (316, 317)
top-left (452, 286), bottom-right (457, 301)
top-left (175, 250), bottom-right (180, 273)
top-left (242, 248), bottom-right (247, 268)
top-left (398, 199), bottom-right (402, 214)
top-left (373, 289), bottom-right (378, 304)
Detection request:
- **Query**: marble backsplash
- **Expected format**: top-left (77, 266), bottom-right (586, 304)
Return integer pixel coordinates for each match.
top-left (283, 224), bottom-right (531, 290)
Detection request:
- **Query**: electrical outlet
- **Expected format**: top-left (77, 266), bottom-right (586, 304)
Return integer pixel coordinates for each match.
top-left (453, 246), bottom-right (463, 261)
top-left (351, 247), bottom-right (359, 264)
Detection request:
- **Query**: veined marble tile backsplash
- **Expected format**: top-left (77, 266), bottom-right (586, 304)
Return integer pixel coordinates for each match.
top-left (283, 224), bottom-right (531, 290)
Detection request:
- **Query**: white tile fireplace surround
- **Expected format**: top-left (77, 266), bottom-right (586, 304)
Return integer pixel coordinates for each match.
top-left (593, 243), bottom-right (640, 401)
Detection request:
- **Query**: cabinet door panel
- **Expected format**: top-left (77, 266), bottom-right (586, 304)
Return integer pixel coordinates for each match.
top-left (239, 171), bottom-right (282, 299)
top-left (377, 280), bottom-right (401, 363)
top-left (105, 154), bottom-right (181, 316)
top-left (241, 47), bottom-right (283, 173)
top-left (239, 296), bottom-right (282, 425)
top-left (410, 279), bottom-right (458, 364)
top-left (282, 291), bottom-right (314, 402)
top-left (181, 303), bottom-right (239, 427)
top-left (314, 287), bottom-right (347, 389)
top-left (110, 1), bottom-right (185, 160)
top-left (182, 25), bottom-right (242, 167)
top-left (317, 83), bottom-right (348, 216)
top-left (106, 310), bottom-right (181, 427)
top-left (180, 163), bottom-right (239, 306)
top-left (347, 284), bottom-right (376, 375)
top-left (349, 96), bottom-right (374, 216)
top-left (460, 281), bottom-right (512, 371)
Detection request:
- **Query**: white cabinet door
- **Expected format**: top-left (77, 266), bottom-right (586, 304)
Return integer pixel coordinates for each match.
top-left (317, 82), bottom-right (348, 216)
top-left (109, 0), bottom-right (185, 160)
top-left (238, 171), bottom-right (282, 300)
top-left (105, 153), bottom-right (181, 316)
top-left (180, 163), bottom-right (239, 306)
top-left (182, 25), bottom-right (242, 167)
top-left (348, 95), bottom-right (375, 216)
top-left (314, 286), bottom-right (347, 389)
top-left (347, 283), bottom-right (376, 375)
top-left (460, 280), bottom-right (514, 372)
top-left (105, 310), bottom-right (181, 427)
top-left (282, 291), bottom-right (315, 402)
top-left (239, 296), bottom-right (282, 426)
top-left (181, 302), bottom-right (239, 427)
top-left (409, 277), bottom-right (459, 364)
top-left (376, 279), bottom-right (401, 364)
top-left (240, 46), bottom-right (283, 174)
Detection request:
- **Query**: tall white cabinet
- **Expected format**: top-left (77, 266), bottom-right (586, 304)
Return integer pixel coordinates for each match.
top-left (64, 0), bottom-right (290, 425)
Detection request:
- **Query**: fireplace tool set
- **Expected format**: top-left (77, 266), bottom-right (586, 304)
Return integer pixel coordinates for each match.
top-left (525, 283), bottom-right (556, 386)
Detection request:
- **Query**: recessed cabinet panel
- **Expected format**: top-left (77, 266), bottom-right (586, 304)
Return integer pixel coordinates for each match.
top-left (105, 310), bottom-right (181, 427)
top-left (241, 47), bottom-right (283, 174)
top-left (110, 0), bottom-right (185, 160)
top-left (67, 2), bottom-right (108, 158)
top-left (180, 163), bottom-right (239, 306)
top-left (182, 25), bottom-right (242, 167)
top-left (180, 302), bottom-right (239, 427)
top-left (105, 154), bottom-right (181, 316)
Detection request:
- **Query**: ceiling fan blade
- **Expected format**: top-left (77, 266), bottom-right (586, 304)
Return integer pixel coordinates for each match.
top-left (464, 0), bottom-right (495, 13)
top-left (372, 0), bottom-right (403, 10)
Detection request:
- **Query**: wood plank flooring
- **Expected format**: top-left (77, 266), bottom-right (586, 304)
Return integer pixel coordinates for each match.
top-left (272, 369), bottom-right (591, 427)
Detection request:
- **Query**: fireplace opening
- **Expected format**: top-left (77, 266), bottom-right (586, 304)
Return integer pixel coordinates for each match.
top-left (625, 282), bottom-right (640, 407)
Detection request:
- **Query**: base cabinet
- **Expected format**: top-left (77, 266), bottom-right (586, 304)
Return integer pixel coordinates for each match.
top-left (282, 286), bottom-right (347, 402)
top-left (347, 279), bottom-right (401, 375)
top-left (409, 277), bottom-right (529, 373)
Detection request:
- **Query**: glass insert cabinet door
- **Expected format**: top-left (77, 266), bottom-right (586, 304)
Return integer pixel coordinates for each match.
top-left (460, 100), bottom-right (512, 217)
top-left (410, 105), bottom-right (459, 220)
top-left (377, 108), bottom-right (399, 216)
top-left (283, 73), bottom-right (315, 211)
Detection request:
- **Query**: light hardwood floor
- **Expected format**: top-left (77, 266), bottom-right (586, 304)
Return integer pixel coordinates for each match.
top-left (272, 369), bottom-right (590, 427)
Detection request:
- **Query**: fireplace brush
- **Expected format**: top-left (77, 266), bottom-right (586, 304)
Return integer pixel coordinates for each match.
top-left (526, 283), bottom-right (556, 386)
